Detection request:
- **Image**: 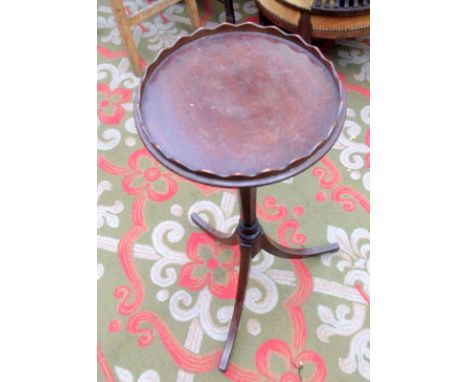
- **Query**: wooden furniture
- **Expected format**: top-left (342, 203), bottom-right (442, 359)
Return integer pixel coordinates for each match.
top-left (134, 23), bottom-right (346, 371)
top-left (109, 0), bottom-right (201, 76)
top-left (256, 0), bottom-right (370, 42)
top-left (217, 0), bottom-right (236, 23)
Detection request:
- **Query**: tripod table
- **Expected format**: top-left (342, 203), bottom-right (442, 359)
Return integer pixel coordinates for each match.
top-left (134, 22), bottom-right (346, 372)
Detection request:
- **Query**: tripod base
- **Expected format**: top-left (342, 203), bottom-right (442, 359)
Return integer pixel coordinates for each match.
top-left (191, 211), bottom-right (339, 371)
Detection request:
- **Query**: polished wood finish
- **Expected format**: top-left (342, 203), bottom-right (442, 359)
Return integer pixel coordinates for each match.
top-left (109, 0), bottom-right (200, 76)
top-left (139, 32), bottom-right (340, 178)
top-left (135, 23), bottom-right (346, 188)
top-left (134, 23), bottom-right (346, 372)
top-left (239, 188), bottom-right (257, 226)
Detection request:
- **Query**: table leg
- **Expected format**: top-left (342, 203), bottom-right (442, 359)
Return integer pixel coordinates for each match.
top-left (262, 234), bottom-right (339, 259)
top-left (217, 186), bottom-right (339, 372)
top-left (219, 242), bottom-right (252, 371)
top-left (191, 212), bottom-right (238, 246)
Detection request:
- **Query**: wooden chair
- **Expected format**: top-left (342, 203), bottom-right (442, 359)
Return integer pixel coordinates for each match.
top-left (109, 0), bottom-right (201, 76)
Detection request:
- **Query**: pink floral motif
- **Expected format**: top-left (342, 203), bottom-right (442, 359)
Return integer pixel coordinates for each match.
top-left (256, 339), bottom-right (326, 382)
top-left (315, 192), bottom-right (327, 202)
top-left (97, 83), bottom-right (131, 125)
top-left (179, 233), bottom-right (240, 299)
top-left (108, 319), bottom-right (122, 333)
top-left (122, 149), bottom-right (177, 202)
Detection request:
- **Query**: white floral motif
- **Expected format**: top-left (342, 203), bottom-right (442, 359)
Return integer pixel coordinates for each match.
top-left (243, 0), bottom-right (259, 15)
top-left (333, 107), bottom-right (370, 191)
top-left (318, 226), bottom-right (370, 380)
top-left (163, 4), bottom-right (211, 28)
top-left (97, 263), bottom-right (105, 280)
top-left (167, 248), bottom-right (280, 341)
top-left (317, 302), bottom-right (366, 343)
top-left (336, 37), bottom-right (370, 82)
top-left (97, 59), bottom-right (139, 91)
top-left (97, 180), bottom-right (124, 229)
top-left (114, 366), bottom-right (161, 382)
top-left (124, 116), bottom-right (137, 134)
top-left (150, 221), bottom-right (188, 287)
top-left (98, 0), bottom-right (149, 47)
top-left (149, 192), bottom-right (281, 341)
top-left (335, 120), bottom-right (368, 170)
top-left (247, 318), bottom-right (261, 336)
top-left (324, 225), bottom-right (370, 294)
top-left (98, 118), bottom-right (121, 151)
top-left (97, 58), bottom-right (136, 153)
top-left (339, 328), bottom-right (370, 380)
top-left (143, 17), bottom-right (187, 51)
top-left (187, 197), bottom-right (239, 235)
top-left (97, 5), bottom-right (124, 46)
top-left (169, 288), bottom-right (231, 341)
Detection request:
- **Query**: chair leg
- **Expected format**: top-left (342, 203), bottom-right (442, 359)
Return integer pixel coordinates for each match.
top-left (298, 9), bottom-right (313, 44)
top-left (109, 0), bottom-right (144, 76)
top-left (185, 0), bottom-right (201, 28)
top-left (258, 10), bottom-right (271, 26)
top-left (219, 242), bottom-right (251, 371)
top-left (224, 0), bottom-right (236, 23)
top-left (262, 234), bottom-right (339, 259)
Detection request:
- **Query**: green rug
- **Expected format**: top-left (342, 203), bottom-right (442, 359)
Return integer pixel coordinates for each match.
top-left (97, 1), bottom-right (370, 381)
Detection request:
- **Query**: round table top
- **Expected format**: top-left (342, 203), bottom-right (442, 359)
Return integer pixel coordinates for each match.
top-left (135, 23), bottom-right (346, 188)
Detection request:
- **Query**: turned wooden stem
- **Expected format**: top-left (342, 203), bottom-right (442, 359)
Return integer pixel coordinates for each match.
top-left (239, 187), bottom-right (257, 227)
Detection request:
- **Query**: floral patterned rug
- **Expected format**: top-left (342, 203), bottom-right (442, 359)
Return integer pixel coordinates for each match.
top-left (97, 1), bottom-right (370, 381)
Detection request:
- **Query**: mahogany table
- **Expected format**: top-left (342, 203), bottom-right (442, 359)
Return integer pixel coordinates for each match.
top-left (134, 22), bottom-right (346, 372)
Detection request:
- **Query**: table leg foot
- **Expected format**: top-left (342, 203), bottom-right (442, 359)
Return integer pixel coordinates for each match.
top-left (219, 243), bottom-right (251, 372)
top-left (262, 234), bottom-right (339, 259)
top-left (191, 213), bottom-right (238, 245)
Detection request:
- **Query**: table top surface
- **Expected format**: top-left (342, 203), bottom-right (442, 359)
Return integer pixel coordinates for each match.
top-left (135, 23), bottom-right (346, 188)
